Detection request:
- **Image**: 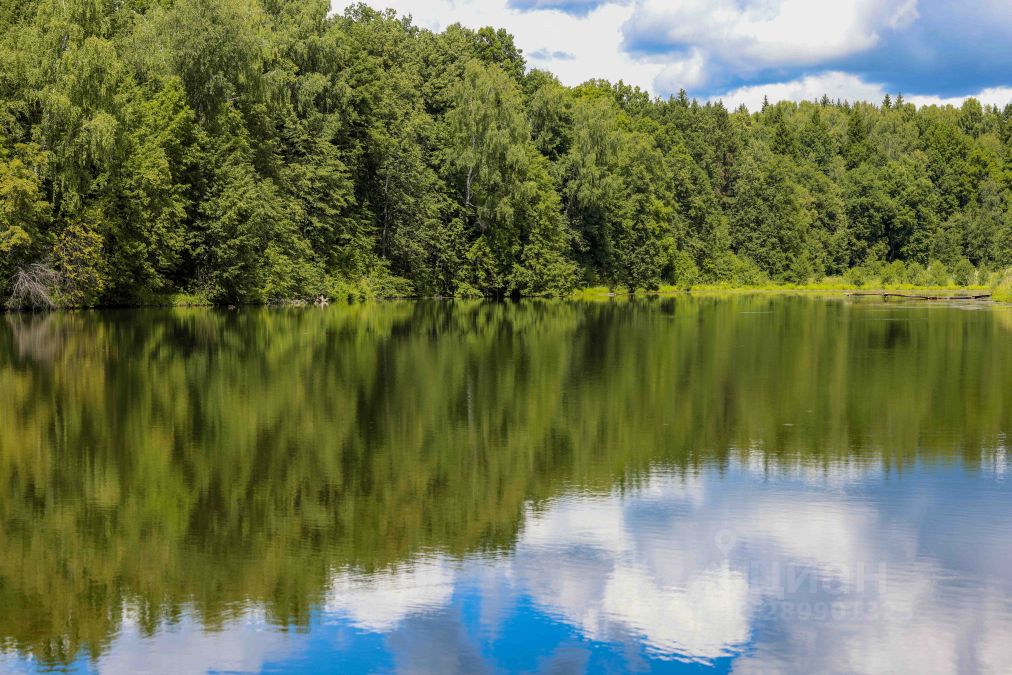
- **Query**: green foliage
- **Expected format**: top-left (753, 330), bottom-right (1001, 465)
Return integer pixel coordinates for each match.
top-left (669, 249), bottom-right (700, 289)
top-left (993, 274), bottom-right (1012, 302)
top-left (880, 260), bottom-right (906, 284)
top-left (952, 257), bottom-right (976, 286)
top-left (1, 2), bottom-right (1011, 307)
top-left (719, 253), bottom-right (768, 286)
top-left (446, 61), bottom-right (575, 296)
top-left (904, 261), bottom-right (928, 285)
top-left (53, 219), bottom-right (106, 306)
top-left (926, 260), bottom-right (951, 286)
top-left (325, 266), bottom-right (414, 302)
top-left (844, 265), bottom-right (869, 288)
top-left (0, 142), bottom-right (51, 291)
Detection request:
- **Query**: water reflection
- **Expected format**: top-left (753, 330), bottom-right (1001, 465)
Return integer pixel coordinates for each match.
top-left (0, 297), bottom-right (1010, 673)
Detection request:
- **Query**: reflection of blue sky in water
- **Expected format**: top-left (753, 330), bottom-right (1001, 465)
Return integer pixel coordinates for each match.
top-left (8, 452), bottom-right (1011, 674)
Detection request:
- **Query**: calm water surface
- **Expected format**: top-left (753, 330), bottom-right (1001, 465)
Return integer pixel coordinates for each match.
top-left (1, 297), bottom-right (1011, 674)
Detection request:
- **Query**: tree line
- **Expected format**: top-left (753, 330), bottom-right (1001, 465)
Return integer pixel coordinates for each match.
top-left (2, 0), bottom-right (1011, 306)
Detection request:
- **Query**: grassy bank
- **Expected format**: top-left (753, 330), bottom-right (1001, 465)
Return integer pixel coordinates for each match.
top-left (572, 274), bottom-right (1009, 301)
top-left (994, 276), bottom-right (1012, 302)
top-left (6, 271), bottom-right (1011, 311)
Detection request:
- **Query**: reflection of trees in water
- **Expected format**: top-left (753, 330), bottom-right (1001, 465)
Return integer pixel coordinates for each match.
top-left (0, 298), bottom-right (1009, 666)
top-left (5, 313), bottom-right (65, 363)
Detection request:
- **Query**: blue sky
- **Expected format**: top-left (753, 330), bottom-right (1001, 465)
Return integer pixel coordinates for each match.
top-left (341, 0), bottom-right (1012, 110)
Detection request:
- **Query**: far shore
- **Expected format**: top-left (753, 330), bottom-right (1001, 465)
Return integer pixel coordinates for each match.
top-left (4, 281), bottom-right (1011, 312)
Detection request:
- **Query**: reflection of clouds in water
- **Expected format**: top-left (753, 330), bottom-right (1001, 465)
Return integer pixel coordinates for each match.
top-left (511, 480), bottom-right (751, 661)
top-left (736, 569), bottom-right (1012, 675)
top-left (742, 449), bottom-right (888, 488)
top-left (602, 563), bottom-right (749, 660)
top-left (96, 609), bottom-right (297, 675)
top-left (505, 464), bottom-right (1012, 672)
top-left (325, 557), bottom-right (457, 632)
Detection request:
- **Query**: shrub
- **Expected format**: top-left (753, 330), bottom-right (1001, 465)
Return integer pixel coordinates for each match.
top-left (324, 268), bottom-right (415, 303)
top-left (670, 249), bottom-right (700, 289)
top-left (952, 258), bottom-right (975, 287)
top-left (862, 257), bottom-right (886, 282)
top-left (844, 266), bottom-right (868, 288)
top-left (880, 260), bottom-right (906, 285)
top-left (727, 254), bottom-right (768, 286)
top-left (453, 281), bottom-right (484, 299)
top-left (903, 261), bottom-right (927, 285)
top-left (993, 274), bottom-right (1012, 303)
top-left (785, 250), bottom-right (814, 285)
top-left (926, 260), bottom-right (949, 286)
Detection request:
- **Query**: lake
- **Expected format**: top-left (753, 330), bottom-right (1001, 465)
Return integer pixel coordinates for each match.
top-left (0, 296), bottom-right (1010, 674)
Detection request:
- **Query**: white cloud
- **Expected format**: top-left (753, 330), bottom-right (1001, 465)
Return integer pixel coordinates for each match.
top-left (340, 0), bottom-right (664, 91)
top-left (510, 478), bottom-right (752, 662)
top-left (624, 0), bottom-right (919, 67)
top-left (712, 71), bottom-right (887, 110)
top-left (336, 0), bottom-right (1012, 105)
top-left (906, 86), bottom-right (1012, 108)
top-left (654, 48), bottom-right (708, 91)
top-left (710, 73), bottom-right (1012, 111)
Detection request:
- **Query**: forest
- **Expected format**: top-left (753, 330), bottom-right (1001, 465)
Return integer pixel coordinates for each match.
top-left (2, 0), bottom-right (1012, 306)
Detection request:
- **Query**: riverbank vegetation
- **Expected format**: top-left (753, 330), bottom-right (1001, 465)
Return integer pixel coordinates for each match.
top-left (2, 1), bottom-right (1011, 307)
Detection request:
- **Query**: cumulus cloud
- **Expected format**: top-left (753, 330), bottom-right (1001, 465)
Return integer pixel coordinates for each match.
top-left (623, 0), bottom-right (918, 93)
top-left (627, 0), bottom-right (1012, 98)
top-left (346, 0), bottom-right (664, 92)
top-left (905, 87), bottom-right (1012, 109)
top-left (653, 48), bottom-right (708, 91)
top-left (509, 480), bottom-right (752, 662)
top-left (342, 0), bottom-right (1012, 105)
top-left (711, 73), bottom-right (1012, 111)
top-left (624, 0), bottom-right (915, 62)
top-left (834, 0), bottom-right (1012, 97)
top-left (712, 71), bottom-right (889, 110)
top-left (601, 563), bottom-right (750, 659)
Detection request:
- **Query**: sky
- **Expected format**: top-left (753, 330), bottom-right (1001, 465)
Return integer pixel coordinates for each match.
top-left (335, 0), bottom-right (1012, 110)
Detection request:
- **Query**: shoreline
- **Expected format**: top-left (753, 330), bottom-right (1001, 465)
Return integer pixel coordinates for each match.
top-left (572, 284), bottom-right (998, 300)
top-left (3, 284), bottom-right (1007, 312)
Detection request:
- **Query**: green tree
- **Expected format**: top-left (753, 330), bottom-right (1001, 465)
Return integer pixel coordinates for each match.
top-left (0, 141), bottom-right (51, 291)
top-left (729, 143), bottom-right (813, 280)
top-left (446, 61), bottom-right (574, 296)
top-left (952, 257), bottom-right (975, 286)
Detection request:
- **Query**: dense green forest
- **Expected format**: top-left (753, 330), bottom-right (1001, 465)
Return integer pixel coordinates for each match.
top-left (2, 0), bottom-right (1012, 306)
